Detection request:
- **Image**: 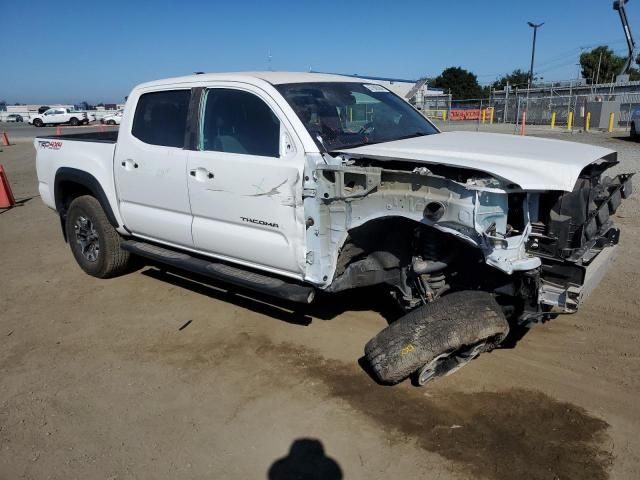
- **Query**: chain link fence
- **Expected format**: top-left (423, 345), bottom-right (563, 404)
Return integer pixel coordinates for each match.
top-left (416, 90), bottom-right (640, 130)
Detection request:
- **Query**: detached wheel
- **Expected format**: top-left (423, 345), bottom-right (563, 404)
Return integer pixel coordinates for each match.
top-left (65, 195), bottom-right (130, 278)
top-left (364, 291), bottom-right (509, 386)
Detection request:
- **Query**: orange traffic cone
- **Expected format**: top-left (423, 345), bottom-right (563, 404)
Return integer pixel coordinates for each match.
top-left (1, 131), bottom-right (9, 146)
top-left (0, 164), bottom-right (16, 208)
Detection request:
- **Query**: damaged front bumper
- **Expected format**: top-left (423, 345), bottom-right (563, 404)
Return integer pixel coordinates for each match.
top-left (531, 172), bottom-right (633, 314)
top-left (539, 238), bottom-right (618, 313)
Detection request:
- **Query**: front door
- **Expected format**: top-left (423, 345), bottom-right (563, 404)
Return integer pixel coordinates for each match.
top-left (187, 85), bottom-right (306, 277)
top-left (114, 88), bottom-right (194, 247)
top-left (45, 109), bottom-right (65, 124)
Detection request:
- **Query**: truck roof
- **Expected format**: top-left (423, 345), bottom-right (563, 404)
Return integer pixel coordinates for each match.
top-left (135, 71), bottom-right (375, 89)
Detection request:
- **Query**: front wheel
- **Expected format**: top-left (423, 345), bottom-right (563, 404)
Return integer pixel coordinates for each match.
top-left (65, 195), bottom-right (130, 278)
top-left (107, 120), bottom-right (116, 125)
top-left (33, 118), bottom-right (43, 127)
top-left (364, 291), bottom-right (510, 386)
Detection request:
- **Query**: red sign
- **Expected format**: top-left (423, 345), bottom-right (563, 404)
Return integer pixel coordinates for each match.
top-left (449, 108), bottom-right (493, 121)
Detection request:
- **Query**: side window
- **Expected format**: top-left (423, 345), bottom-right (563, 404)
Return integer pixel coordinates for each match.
top-left (201, 89), bottom-right (280, 157)
top-left (132, 90), bottom-right (190, 148)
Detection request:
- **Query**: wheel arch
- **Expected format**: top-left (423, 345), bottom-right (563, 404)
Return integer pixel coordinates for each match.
top-left (327, 215), bottom-right (477, 293)
top-left (54, 167), bottom-right (119, 241)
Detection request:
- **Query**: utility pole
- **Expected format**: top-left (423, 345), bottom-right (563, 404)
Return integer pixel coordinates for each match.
top-left (527, 22), bottom-right (544, 87)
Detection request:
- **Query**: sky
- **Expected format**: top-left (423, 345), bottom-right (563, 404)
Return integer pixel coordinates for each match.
top-left (2, 0), bottom-right (638, 104)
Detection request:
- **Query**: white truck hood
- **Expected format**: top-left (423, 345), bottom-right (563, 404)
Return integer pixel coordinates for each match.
top-left (338, 131), bottom-right (616, 191)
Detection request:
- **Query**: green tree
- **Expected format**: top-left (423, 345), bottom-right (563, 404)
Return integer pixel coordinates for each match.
top-left (432, 67), bottom-right (484, 99)
top-left (492, 69), bottom-right (530, 90)
top-left (579, 45), bottom-right (640, 83)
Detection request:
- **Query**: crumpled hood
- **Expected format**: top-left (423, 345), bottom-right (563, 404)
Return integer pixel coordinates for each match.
top-left (338, 131), bottom-right (616, 191)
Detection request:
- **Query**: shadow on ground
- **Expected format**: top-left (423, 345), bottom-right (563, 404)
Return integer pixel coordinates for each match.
top-left (268, 438), bottom-right (342, 480)
top-left (141, 267), bottom-right (401, 326)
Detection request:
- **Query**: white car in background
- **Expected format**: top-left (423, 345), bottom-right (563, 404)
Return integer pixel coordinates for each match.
top-left (29, 108), bottom-right (90, 127)
top-left (101, 110), bottom-right (123, 125)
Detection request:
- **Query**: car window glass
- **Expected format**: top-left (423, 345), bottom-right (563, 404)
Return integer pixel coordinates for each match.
top-left (200, 89), bottom-right (280, 158)
top-left (132, 90), bottom-right (190, 148)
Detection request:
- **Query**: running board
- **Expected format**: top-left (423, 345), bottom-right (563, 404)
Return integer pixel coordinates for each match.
top-left (121, 240), bottom-right (315, 304)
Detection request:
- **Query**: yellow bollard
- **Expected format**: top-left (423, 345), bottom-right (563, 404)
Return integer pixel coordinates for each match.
top-left (550, 112), bottom-right (556, 129)
top-left (568, 111), bottom-right (573, 130)
top-left (585, 112), bottom-right (591, 132)
top-left (608, 112), bottom-right (615, 133)
top-left (481, 109), bottom-right (486, 124)
top-left (442, 110), bottom-right (446, 121)
top-left (490, 108), bottom-right (494, 124)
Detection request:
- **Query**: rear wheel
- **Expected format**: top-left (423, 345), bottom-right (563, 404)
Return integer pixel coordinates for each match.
top-left (364, 291), bottom-right (509, 386)
top-left (69, 117), bottom-right (79, 126)
top-left (64, 195), bottom-right (130, 278)
top-left (107, 120), bottom-right (116, 125)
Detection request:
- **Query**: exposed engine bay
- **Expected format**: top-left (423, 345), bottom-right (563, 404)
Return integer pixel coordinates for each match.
top-left (303, 152), bottom-right (634, 326)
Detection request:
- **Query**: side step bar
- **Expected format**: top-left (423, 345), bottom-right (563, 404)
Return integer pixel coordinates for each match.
top-left (121, 240), bottom-right (316, 304)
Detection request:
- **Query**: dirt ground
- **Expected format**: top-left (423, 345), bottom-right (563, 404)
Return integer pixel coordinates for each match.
top-left (1, 127), bottom-right (639, 480)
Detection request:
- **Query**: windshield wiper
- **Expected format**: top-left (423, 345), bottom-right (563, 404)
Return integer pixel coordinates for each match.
top-left (330, 132), bottom-right (431, 152)
top-left (394, 131), bottom-right (430, 141)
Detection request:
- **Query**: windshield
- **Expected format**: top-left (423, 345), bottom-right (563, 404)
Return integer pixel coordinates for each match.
top-left (276, 82), bottom-right (438, 151)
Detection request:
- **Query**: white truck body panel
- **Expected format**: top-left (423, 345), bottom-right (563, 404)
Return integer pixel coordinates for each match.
top-left (35, 138), bottom-right (126, 228)
top-left (113, 85), bottom-right (193, 247)
top-left (186, 81), bottom-right (307, 276)
top-left (340, 131), bottom-right (615, 192)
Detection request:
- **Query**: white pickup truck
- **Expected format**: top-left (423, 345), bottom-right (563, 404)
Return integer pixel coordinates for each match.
top-left (30, 107), bottom-right (91, 127)
top-left (35, 72), bottom-right (633, 386)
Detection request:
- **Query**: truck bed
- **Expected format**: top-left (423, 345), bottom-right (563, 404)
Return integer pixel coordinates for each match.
top-left (39, 130), bottom-right (119, 143)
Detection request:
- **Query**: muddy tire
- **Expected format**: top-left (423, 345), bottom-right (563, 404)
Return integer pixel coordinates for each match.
top-left (65, 195), bottom-right (130, 278)
top-left (364, 291), bottom-right (509, 385)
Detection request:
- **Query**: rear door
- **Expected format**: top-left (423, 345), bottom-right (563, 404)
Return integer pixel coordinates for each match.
top-left (187, 84), bottom-right (306, 276)
top-left (114, 88), bottom-right (194, 247)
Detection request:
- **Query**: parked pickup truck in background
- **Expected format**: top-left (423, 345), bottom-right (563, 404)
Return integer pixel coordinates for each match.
top-left (29, 107), bottom-right (91, 127)
top-left (35, 72), bottom-right (634, 387)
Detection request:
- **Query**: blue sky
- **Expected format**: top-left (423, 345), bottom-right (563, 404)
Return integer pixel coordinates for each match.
top-left (2, 0), bottom-right (638, 103)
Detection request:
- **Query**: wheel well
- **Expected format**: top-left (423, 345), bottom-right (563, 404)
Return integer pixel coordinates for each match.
top-left (329, 217), bottom-right (455, 293)
top-left (53, 168), bottom-right (120, 241)
top-left (328, 216), bottom-right (495, 301)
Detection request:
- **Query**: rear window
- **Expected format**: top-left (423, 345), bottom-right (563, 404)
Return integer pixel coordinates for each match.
top-left (132, 90), bottom-right (190, 148)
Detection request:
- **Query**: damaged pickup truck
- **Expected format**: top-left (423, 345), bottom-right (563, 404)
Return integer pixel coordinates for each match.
top-left (35, 72), bottom-right (634, 386)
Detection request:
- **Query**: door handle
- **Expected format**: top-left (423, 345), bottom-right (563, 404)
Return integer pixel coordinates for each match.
top-left (121, 159), bottom-right (138, 169)
top-left (189, 168), bottom-right (214, 181)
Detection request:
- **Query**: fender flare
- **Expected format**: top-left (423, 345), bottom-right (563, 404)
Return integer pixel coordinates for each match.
top-left (54, 167), bottom-right (119, 228)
